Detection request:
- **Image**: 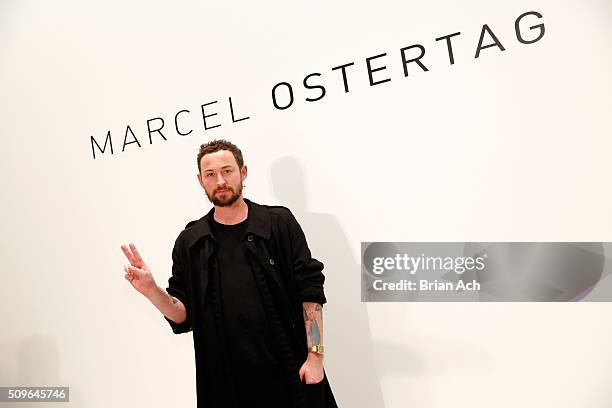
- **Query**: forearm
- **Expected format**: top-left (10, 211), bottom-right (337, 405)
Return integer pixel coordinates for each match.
top-left (146, 285), bottom-right (187, 324)
top-left (302, 302), bottom-right (323, 349)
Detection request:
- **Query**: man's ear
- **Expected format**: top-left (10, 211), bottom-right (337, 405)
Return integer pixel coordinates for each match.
top-left (241, 165), bottom-right (248, 180)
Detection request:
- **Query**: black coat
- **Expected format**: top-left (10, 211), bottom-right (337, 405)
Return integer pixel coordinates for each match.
top-left (163, 198), bottom-right (338, 408)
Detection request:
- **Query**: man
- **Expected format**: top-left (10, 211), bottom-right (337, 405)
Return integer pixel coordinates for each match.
top-left (120, 139), bottom-right (338, 408)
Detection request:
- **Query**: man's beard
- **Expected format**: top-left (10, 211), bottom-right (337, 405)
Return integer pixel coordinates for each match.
top-left (206, 181), bottom-right (243, 207)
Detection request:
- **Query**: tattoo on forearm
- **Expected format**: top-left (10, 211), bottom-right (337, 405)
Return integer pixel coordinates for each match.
top-left (303, 303), bottom-right (323, 347)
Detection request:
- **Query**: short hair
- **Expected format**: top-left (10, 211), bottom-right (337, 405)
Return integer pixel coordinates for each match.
top-left (197, 139), bottom-right (244, 173)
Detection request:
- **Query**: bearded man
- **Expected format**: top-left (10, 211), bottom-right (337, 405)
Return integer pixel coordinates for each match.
top-left (121, 139), bottom-right (338, 408)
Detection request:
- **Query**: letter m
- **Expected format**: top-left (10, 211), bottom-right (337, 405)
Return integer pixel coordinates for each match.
top-left (91, 131), bottom-right (114, 159)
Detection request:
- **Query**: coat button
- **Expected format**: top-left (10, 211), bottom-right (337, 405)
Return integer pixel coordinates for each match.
top-left (247, 235), bottom-right (254, 242)
top-left (269, 258), bottom-right (275, 265)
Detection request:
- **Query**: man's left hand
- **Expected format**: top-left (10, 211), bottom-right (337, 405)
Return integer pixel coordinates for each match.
top-left (298, 352), bottom-right (324, 384)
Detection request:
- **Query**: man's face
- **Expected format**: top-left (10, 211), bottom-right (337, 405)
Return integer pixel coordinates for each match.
top-left (198, 150), bottom-right (247, 207)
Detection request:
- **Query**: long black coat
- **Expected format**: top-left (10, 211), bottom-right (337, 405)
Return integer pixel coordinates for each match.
top-left (163, 198), bottom-right (338, 408)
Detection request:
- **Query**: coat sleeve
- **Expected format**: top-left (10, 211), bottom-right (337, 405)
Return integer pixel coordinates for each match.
top-left (285, 209), bottom-right (327, 306)
top-left (164, 233), bottom-right (193, 334)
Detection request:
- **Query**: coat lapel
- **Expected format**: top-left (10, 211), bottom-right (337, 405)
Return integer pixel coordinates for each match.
top-left (245, 238), bottom-right (302, 344)
top-left (196, 239), bottom-right (215, 312)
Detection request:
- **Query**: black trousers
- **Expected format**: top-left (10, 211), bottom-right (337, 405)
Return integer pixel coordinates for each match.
top-left (234, 366), bottom-right (292, 408)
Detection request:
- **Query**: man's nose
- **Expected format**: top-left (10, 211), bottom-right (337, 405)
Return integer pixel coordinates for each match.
top-left (216, 173), bottom-right (227, 185)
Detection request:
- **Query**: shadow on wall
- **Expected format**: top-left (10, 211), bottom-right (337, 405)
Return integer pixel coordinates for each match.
top-left (1, 333), bottom-right (86, 407)
top-left (269, 157), bottom-right (494, 407)
top-left (270, 156), bottom-right (386, 408)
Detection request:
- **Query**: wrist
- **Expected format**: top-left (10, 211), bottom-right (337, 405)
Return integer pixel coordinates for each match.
top-left (145, 284), bottom-right (164, 303)
top-left (307, 351), bottom-right (324, 361)
top-left (307, 345), bottom-right (324, 360)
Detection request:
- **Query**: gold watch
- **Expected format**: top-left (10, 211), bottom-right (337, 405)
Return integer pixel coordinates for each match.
top-left (309, 345), bottom-right (324, 355)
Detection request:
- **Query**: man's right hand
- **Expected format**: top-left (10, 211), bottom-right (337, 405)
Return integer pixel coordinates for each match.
top-left (121, 243), bottom-right (157, 297)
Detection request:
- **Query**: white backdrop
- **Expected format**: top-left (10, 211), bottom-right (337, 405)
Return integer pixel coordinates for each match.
top-left (2, 0), bottom-right (612, 407)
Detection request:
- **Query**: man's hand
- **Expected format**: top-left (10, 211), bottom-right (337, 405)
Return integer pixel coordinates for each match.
top-left (121, 243), bottom-right (156, 297)
top-left (299, 353), bottom-right (324, 384)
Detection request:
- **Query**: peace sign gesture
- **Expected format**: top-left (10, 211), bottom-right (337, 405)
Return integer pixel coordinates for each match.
top-left (121, 243), bottom-right (157, 297)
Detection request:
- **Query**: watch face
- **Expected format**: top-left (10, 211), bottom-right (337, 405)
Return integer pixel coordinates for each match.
top-left (310, 345), bottom-right (324, 354)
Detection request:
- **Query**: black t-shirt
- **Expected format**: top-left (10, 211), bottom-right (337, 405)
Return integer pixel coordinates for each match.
top-left (211, 217), bottom-right (290, 407)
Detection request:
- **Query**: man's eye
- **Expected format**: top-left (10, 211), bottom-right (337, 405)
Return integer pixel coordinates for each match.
top-left (223, 169), bottom-right (231, 174)
top-left (205, 173), bottom-right (214, 178)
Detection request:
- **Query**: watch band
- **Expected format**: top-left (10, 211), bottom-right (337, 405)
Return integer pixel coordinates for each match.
top-left (309, 345), bottom-right (324, 355)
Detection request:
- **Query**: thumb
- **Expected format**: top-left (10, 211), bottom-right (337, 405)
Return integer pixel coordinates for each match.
top-left (298, 364), bottom-right (306, 382)
top-left (126, 265), bottom-right (145, 277)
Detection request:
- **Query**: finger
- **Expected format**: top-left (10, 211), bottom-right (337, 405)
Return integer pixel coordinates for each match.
top-left (124, 265), bottom-right (134, 277)
top-left (298, 367), bottom-right (305, 382)
top-left (126, 265), bottom-right (144, 276)
top-left (124, 265), bottom-right (133, 278)
top-left (129, 243), bottom-right (145, 266)
top-left (120, 244), bottom-right (135, 265)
